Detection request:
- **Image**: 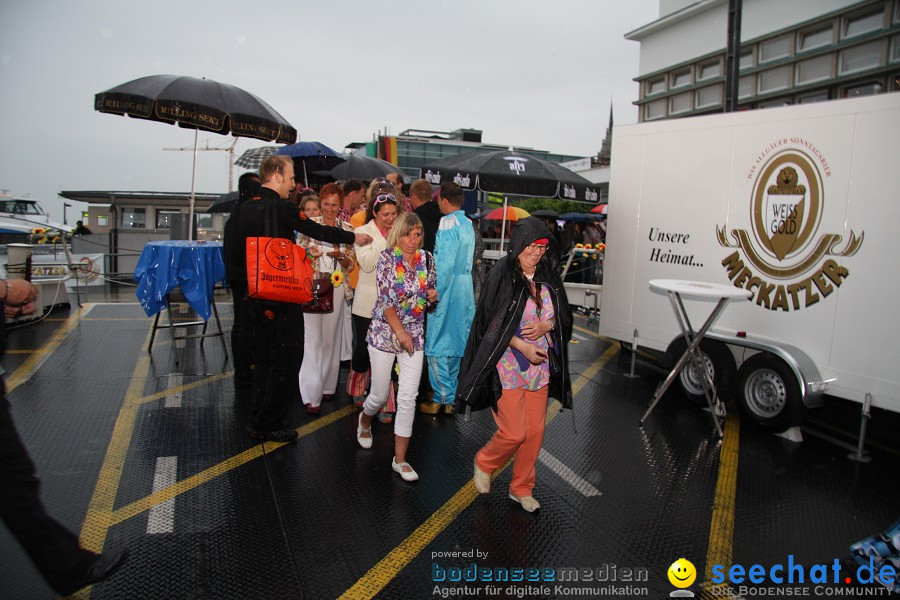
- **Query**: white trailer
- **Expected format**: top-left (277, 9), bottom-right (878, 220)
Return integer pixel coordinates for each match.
top-left (599, 94), bottom-right (900, 431)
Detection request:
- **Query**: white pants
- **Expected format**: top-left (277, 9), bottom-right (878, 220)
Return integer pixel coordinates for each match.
top-left (299, 286), bottom-right (348, 407)
top-left (341, 297), bottom-right (353, 361)
top-left (363, 346), bottom-right (423, 438)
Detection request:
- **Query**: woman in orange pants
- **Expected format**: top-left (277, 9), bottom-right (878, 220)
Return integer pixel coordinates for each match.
top-left (456, 218), bottom-right (572, 512)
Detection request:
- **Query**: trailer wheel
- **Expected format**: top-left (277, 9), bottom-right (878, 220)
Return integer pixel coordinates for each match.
top-left (736, 353), bottom-right (808, 431)
top-left (666, 339), bottom-right (735, 404)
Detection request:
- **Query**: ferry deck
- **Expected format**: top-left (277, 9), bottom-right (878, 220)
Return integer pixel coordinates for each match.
top-left (1, 288), bottom-right (897, 599)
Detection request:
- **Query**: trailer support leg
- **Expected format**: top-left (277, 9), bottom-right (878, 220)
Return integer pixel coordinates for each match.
top-left (848, 393), bottom-right (872, 463)
top-left (624, 329), bottom-right (640, 379)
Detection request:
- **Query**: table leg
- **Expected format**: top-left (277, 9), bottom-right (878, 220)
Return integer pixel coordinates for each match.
top-left (641, 295), bottom-right (731, 437)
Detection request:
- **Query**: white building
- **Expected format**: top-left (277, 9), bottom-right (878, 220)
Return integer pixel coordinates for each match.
top-left (627, 0), bottom-right (900, 121)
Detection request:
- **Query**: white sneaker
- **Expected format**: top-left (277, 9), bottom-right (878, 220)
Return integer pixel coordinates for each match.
top-left (392, 457), bottom-right (419, 482)
top-left (509, 493), bottom-right (540, 512)
top-left (356, 412), bottom-right (372, 449)
top-left (473, 461), bottom-right (491, 494)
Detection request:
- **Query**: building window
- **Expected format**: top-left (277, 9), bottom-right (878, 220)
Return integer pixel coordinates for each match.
top-left (759, 34), bottom-right (792, 63)
top-left (155, 210), bottom-right (180, 229)
top-left (842, 81), bottom-right (885, 98)
top-left (645, 99), bottom-right (666, 120)
top-left (697, 59), bottom-right (721, 81)
top-left (669, 92), bottom-right (692, 114)
top-left (121, 207), bottom-right (145, 229)
top-left (739, 74), bottom-right (755, 99)
top-left (696, 84), bottom-right (723, 108)
top-left (841, 8), bottom-right (884, 39)
top-left (758, 97), bottom-right (792, 108)
top-left (647, 77), bottom-right (666, 95)
top-left (839, 40), bottom-right (882, 74)
top-left (799, 25), bottom-right (833, 52)
top-left (796, 55), bottom-right (832, 84)
top-left (798, 90), bottom-right (830, 103)
top-left (739, 49), bottom-right (755, 69)
top-left (891, 34), bottom-right (900, 62)
top-left (97, 215), bottom-right (109, 227)
top-left (196, 214), bottom-right (212, 229)
top-left (671, 69), bottom-right (692, 88)
top-left (758, 65), bottom-right (791, 94)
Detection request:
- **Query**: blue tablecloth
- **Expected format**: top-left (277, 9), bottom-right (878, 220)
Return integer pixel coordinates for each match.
top-left (134, 241), bottom-right (225, 320)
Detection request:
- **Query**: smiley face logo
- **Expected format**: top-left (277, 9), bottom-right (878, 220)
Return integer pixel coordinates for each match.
top-left (668, 558), bottom-right (696, 588)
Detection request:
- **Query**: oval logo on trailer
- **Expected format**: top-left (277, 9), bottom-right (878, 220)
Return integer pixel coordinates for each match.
top-left (716, 139), bottom-right (864, 311)
top-left (751, 151), bottom-right (823, 265)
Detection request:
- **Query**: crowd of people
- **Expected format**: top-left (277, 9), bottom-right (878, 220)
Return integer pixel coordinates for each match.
top-left (223, 155), bottom-right (572, 509)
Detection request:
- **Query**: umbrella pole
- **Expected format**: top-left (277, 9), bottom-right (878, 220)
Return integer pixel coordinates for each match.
top-left (188, 129), bottom-right (198, 242)
top-left (303, 160), bottom-right (308, 187)
top-left (499, 196), bottom-right (508, 255)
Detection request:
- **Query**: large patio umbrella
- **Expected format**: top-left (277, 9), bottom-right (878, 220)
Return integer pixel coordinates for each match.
top-left (276, 141), bottom-right (346, 186)
top-left (421, 149), bottom-right (599, 252)
top-left (235, 145), bottom-right (282, 170)
top-left (316, 153), bottom-right (405, 181)
top-left (95, 74), bottom-right (297, 240)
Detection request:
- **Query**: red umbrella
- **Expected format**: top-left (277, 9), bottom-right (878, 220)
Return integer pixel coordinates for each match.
top-left (591, 204), bottom-right (608, 215)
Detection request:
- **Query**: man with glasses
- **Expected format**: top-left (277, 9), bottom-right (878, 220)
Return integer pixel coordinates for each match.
top-left (226, 155), bottom-right (373, 442)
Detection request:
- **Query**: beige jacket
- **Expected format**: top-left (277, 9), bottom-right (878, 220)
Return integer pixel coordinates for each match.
top-left (351, 219), bottom-right (388, 318)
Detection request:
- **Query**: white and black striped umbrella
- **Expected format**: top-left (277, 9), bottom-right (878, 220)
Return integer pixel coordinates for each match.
top-left (235, 145), bottom-right (282, 169)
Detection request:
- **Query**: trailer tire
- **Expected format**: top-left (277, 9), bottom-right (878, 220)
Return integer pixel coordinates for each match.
top-left (736, 353), bottom-right (808, 431)
top-left (666, 338), bottom-right (735, 404)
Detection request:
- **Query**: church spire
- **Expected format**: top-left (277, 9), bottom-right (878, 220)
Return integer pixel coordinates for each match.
top-left (596, 102), bottom-right (613, 166)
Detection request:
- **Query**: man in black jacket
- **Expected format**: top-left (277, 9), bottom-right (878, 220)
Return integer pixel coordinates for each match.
top-left (226, 156), bottom-right (372, 442)
top-left (224, 172), bottom-right (261, 387)
top-left (410, 178), bottom-right (442, 253)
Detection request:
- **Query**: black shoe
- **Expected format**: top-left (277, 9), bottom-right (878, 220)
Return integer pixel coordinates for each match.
top-left (248, 427), bottom-right (298, 443)
top-left (58, 547), bottom-right (129, 596)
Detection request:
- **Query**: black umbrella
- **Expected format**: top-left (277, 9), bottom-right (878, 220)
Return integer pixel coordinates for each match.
top-left (531, 209), bottom-right (560, 219)
top-left (276, 141), bottom-right (346, 186)
top-left (421, 149), bottom-right (599, 203)
top-left (559, 212), bottom-right (602, 223)
top-left (206, 191), bottom-right (239, 214)
top-left (95, 74), bottom-right (298, 239)
top-left (316, 153), bottom-right (405, 181)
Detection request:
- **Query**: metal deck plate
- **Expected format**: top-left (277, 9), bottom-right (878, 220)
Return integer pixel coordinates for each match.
top-left (1, 302), bottom-right (897, 598)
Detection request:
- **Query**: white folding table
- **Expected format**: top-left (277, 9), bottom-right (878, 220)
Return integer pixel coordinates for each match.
top-left (641, 279), bottom-right (752, 437)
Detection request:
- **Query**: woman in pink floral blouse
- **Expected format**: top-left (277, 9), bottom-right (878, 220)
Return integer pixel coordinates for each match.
top-left (355, 213), bottom-right (437, 482)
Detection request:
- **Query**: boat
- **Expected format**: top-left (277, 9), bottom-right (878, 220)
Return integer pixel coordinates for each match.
top-left (0, 194), bottom-right (71, 244)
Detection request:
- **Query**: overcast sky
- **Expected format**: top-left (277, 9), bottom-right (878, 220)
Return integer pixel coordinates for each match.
top-left (0, 0), bottom-right (658, 222)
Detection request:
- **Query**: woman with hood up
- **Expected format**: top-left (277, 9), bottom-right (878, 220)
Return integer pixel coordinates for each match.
top-left (455, 217), bottom-right (573, 512)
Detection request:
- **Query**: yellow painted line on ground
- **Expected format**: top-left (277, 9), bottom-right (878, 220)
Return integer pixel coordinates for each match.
top-left (574, 324), bottom-right (605, 339)
top-left (108, 404), bottom-right (356, 525)
top-left (137, 372), bottom-right (231, 405)
top-left (5, 349), bottom-right (36, 354)
top-left (5, 304), bottom-right (92, 392)
top-left (700, 411), bottom-right (740, 600)
top-left (79, 325), bottom-right (153, 554)
top-left (339, 343), bottom-right (619, 600)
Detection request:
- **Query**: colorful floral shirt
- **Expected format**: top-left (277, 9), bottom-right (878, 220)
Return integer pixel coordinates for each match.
top-left (497, 282), bottom-right (555, 390)
top-left (367, 247), bottom-right (436, 354)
